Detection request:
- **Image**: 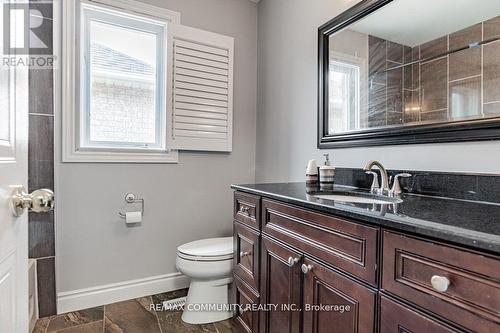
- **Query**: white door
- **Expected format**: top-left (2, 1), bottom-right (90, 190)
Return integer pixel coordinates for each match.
top-left (0, 1), bottom-right (30, 332)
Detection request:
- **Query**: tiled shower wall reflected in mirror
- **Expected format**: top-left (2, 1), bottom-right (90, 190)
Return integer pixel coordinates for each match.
top-left (28, 0), bottom-right (56, 317)
top-left (367, 15), bottom-right (500, 127)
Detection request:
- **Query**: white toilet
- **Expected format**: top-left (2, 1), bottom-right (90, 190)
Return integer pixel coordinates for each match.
top-left (176, 237), bottom-right (234, 324)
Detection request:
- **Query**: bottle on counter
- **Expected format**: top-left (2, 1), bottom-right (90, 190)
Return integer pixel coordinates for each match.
top-left (319, 153), bottom-right (336, 185)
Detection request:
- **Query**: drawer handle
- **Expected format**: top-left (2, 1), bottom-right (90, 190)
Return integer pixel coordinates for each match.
top-left (301, 264), bottom-right (313, 274)
top-left (431, 275), bottom-right (450, 292)
top-left (239, 206), bottom-right (250, 215)
top-left (288, 257), bottom-right (300, 266)
top-left (240, 251), bottom-right (251, 257)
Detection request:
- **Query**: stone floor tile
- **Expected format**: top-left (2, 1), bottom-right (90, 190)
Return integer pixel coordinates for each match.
top-left (104, 297), bottom-right (161, 333)
top-left (46, 307), bottom-right (104, 332)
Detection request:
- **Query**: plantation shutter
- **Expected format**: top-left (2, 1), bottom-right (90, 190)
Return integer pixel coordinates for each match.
top-left (167, 24), bottom-right (234, 152)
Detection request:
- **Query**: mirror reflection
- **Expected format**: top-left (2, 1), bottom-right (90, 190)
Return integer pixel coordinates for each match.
top-left (327, 0), bottom-right (500, 135)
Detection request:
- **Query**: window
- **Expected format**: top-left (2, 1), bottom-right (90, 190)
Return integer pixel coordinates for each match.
top-left (62, 0), bottom-right (179, 163)
top-left (80, 3), bottom-right (166, 151)
top-left (328, 60), bottom-right (360, 134)
top-left (62, 0), bottom-right (234, 162)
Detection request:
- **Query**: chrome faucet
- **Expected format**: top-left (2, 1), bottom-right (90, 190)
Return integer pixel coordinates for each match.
top-left (364, 160), bottom-right (412, 197)
top-left (363, 160), bottom-right (390, 195)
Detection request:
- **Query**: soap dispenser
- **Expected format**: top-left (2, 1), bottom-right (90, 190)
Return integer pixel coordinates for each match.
top-left (319, 153), bottom-right (336, 184)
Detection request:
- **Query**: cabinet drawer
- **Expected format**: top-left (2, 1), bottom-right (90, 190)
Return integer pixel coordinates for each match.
top-left (234, 275), bottom-right (260, 333)
top-left (380, 296), bottom-right (462, 333)
top-left (234, 192), bottom-right (260, 230)
top-left (234, 222), bottom-right (260, 290)
top-left (382, 231), bottom-right (500, 333)
top-left (262, 199), bottom-right (379, 285)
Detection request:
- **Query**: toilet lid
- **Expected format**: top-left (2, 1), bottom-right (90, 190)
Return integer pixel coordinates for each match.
top-left (177, 237), bottom-right (233, 258)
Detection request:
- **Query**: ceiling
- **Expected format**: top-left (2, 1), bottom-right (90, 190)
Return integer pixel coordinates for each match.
top-left (350, 0), bottom-right (500, 47)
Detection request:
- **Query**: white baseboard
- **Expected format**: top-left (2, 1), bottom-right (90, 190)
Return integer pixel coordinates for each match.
top-left (57, 272), bottom-right (189, 314)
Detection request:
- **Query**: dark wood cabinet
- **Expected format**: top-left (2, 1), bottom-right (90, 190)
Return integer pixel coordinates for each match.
top-left (302, 257), bottom-right (376, 333)
top-left (259, 236), bottom-right (302, 333)
top-left (232, 191), bottom-right (500, 333)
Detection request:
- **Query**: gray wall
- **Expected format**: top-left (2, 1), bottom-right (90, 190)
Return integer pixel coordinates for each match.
top-left (255, 0), bottom-right (500, 183)
top-left (56, 0), bottom-right (257, 292)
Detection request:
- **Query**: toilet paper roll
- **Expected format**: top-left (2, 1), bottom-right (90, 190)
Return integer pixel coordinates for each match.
top-left (125, 211), bottom-right (142, 224)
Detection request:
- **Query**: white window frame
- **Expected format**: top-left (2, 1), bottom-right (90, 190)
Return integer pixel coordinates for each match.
top-left (328, 52), bottom-right (366, 134)
top-left (80, 4), bottom-right (166, 151)
top-left (329, 59), bottom-right (361, 132)
top-left (62, 0), bottom-right (180, 163)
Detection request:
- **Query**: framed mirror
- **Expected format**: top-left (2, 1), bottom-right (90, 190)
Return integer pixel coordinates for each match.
top-left (318, 0), bottom-right (500, 148)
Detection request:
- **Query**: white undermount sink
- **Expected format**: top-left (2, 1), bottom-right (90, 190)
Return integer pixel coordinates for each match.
top-left (311, 193), bottom-right (401, 204)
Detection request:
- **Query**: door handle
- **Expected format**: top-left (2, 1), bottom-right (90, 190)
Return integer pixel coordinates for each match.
top-left (11, 186), bottom-right (54, 217)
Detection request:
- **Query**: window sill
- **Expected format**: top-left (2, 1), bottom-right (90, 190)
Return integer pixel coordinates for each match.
top-left (62, 148), bottom-right (179, 164)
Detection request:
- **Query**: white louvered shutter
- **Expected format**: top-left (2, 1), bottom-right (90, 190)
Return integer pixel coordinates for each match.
top-left (167, 24), bottom-right (234, 152)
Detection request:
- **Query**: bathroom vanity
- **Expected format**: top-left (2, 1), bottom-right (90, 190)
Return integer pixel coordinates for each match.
top-left (231, 180), bottom-right (500, 333)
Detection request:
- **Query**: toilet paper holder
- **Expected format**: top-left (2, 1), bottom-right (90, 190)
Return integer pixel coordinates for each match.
top-left (118, 193), bottom-right (144, 219)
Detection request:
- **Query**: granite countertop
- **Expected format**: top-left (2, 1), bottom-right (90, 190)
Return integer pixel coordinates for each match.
top-left (231, 182), bottom-right (500, 255)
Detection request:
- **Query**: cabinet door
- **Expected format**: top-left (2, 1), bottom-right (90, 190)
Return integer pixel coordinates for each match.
top-left (302, 257), bottom-right (376, 333)
top-left (234, 222), bottom-right (260, 290)
top-left (234, 275), bottom-right (260, 333)
top-left (260, 236), bottom-right (302, 333)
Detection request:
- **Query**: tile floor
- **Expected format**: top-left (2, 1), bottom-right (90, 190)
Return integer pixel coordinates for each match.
top-left (33, 289), bottom-right (242, 333)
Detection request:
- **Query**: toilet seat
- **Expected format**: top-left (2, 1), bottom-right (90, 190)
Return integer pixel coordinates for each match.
top-left (177, 237), bottom-right (233, 262)
top-left (177, 252), bottom-right (233, 261)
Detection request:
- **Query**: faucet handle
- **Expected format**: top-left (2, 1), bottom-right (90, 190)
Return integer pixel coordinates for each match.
top-left (365, 171), bottom-right (380, 194)
top-left (390, 173), bottom-right (412, 196)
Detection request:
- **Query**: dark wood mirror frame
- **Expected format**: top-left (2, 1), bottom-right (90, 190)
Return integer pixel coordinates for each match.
top-left (318, 0), bottom-right (500, 149)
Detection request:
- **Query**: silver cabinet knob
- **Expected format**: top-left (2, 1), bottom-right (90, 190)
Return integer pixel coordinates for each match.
top-left (288, 257), bottom-right (300, 266)
top-left (431, 275), bottom-right (450, 292)
top-left (240, 251), bottom-right (251, 257)
top-left (239, 206), bottom-right (250, 214)
top-left (301, 264), bottom-right (313, 274)
top-left (11, 186), bottom-right (54, 217)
